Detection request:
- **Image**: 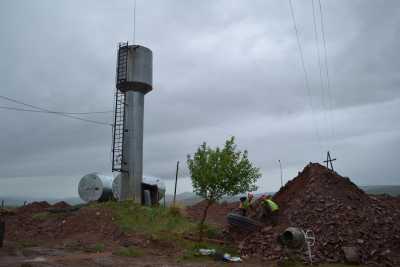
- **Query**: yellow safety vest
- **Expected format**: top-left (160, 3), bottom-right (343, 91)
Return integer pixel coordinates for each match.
top-left (265, 199), bottom-right (279, 212)
top-left (243, 199), bottom-right (251, 209)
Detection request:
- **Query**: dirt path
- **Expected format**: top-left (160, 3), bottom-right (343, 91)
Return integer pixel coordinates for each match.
top-left (0, 244), bottom-right (270, 267)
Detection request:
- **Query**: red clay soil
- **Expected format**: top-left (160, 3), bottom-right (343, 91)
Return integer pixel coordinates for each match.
top-left (1, 202), bottom-right (188, 260)
top-left (186, 200), bottom-right (239, 226)
top-left (3, 202), bottom-right (123, 247)
top-left (239, 163), bottom-right (400, 266)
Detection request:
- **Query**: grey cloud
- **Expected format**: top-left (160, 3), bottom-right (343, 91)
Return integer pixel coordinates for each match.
top-left (0, 0), bottom-right (399, 198)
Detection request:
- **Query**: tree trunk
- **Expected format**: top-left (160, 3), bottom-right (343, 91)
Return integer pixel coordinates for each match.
top-left (199, 200), bottom-right (213, 241)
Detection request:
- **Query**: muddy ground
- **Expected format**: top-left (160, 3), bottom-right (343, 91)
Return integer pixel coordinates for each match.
top-left (0, 241), bottom-right (268, 267)
top-left (0, 201), bottom-right (266, 267)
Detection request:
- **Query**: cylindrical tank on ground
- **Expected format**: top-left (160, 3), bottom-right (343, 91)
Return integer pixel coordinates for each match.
top-left (112, 174), bottom-right (165, 202)
top-left (78, 173), bottom-right (114, 202)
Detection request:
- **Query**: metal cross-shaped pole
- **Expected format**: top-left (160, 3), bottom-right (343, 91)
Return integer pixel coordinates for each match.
top-left (323, 151), bottom-right (336, 171)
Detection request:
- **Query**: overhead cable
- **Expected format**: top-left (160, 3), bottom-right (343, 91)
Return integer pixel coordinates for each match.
top-left (311, 0), bottom-right (329, 147)
top-left (318, 0), bottom-right (336, 139)
top-left (0, 105), bottom-right (112, 115)
top-left (288, 0), bottom-right (322, 148)
top-left (0, 95), bottom-right (112, 127)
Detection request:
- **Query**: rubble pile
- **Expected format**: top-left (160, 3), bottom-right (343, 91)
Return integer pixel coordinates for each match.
top-left (240, 163), bottom-right (400, 266)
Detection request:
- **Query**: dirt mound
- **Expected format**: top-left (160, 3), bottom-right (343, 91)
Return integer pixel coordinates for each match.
top-left (186, 200), bottom-right (239, 226)
top-left (5, 205), bottom-right (123, 246)
top-left (240, 163), bottom-right (400, 266)
top-left (52, 201), bottom-right (71, 209)
top-left (17, 201), bottom-right (51, 214)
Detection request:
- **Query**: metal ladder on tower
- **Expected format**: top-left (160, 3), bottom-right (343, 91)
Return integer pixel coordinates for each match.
top-left (112, 42), bottom-right (129, 172)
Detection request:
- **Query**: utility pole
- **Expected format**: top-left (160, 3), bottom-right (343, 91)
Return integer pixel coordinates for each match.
top-left (173, 161), bottom-right (179, 206)
top-left (0, 220), bottom-right (4, 248)
top-left (278, 160), bottom-right (283, 188)
top-left (323, 151), bottom-right (337, 171)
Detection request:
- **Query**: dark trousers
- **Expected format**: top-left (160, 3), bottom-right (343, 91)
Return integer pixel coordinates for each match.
top-left (239, 208), bottom-right (247, 216)
top-left (259, 205), bottom-right (279, 226)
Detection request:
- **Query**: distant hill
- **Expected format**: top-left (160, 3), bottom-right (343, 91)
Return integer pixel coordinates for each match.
top-left (2, 185), bottom-right (398, 207)
top-left (360, 185), bottom-right (400, 196)
top-left (164, 185), bottom-right (400, 207)
top-left (0, 196), bottom-right (83, 207)
top-left (163, 192), bottom-right (275, 206)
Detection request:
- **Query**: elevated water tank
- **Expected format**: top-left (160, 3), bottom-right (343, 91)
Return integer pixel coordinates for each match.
top-left (116, 44), bottom-right (153, 94)
top-left (78, 173), bottom-right (114, 202)
top-left (112, 174), bottom-right (166, 202)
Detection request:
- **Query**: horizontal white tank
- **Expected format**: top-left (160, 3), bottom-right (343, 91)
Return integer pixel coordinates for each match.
top-left (112, 174), bottom-right (166, 201)
top-left (78, 173), bottom-right (114, 202)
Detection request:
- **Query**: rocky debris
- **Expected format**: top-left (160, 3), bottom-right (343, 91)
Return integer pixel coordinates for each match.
top-left (238, 163), bottom-right (400, 266)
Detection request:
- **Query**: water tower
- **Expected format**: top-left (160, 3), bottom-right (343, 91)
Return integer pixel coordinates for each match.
top-left (112, 42), bottom-right (153, 203)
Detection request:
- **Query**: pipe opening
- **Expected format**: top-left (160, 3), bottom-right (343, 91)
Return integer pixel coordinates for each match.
top-left (283, 230), bottom-right (294, 242)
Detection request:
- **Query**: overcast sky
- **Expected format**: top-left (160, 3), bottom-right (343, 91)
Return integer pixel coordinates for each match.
top-left (0, 0), bottom-right (399, 199)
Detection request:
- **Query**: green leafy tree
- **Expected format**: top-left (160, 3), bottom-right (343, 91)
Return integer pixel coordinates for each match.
top-left (187, 137), bottom-right (261, 240)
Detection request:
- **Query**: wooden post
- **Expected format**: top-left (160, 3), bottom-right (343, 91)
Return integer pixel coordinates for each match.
top-left (173, 161), bottom-right (179, 207)
top-left (323, 151), bottom-right (337, 171)
top-left (0, 221), bottom-right (4, 248)
top-left (278, 160), bottom-right (283, 188)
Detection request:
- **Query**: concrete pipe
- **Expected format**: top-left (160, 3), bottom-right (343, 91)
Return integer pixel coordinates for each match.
top-left (280, 227), bottom-right (306, 249)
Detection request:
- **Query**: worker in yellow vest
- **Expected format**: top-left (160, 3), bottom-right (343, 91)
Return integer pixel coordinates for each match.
top-left (238, 193), bottom-right (254, 216)
top-left (260, 195), bottom-right (279, 225)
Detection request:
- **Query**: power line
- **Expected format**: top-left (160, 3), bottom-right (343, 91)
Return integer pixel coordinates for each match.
top-left (0, 95), bottom-right (112, 127)
top-left (288, 0), bottom-right (322, 149)
top-left (0, 106), bottom-right (112, 115)
top-left (311, 0), bottom-right (329, 148)
top-left (318, 0), bottom-right (336, 139)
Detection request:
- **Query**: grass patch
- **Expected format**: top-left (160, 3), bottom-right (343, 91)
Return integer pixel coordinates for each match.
top-left (200, 224), bottom-right (222, 239)
top-left (114, 246), bottom-right (143, 257)
top-left (92, 201), bottom-right (197, 238)
top-left (16, 240), bottom-right (38, 248)
top-left (83, 242), bottom-right (105, 253)
top-left (93, 243), bottom-right (105, 253)
top-left (89, 201), bottom-right (236, 264)
top-left (31, 211), bottom-right (64, 220)
top-left (31, 212), bottom-right (50, 220)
